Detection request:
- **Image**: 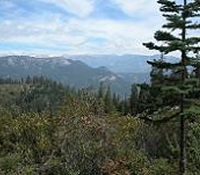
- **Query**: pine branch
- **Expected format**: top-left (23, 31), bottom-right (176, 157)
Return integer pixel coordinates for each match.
top-left (186, 0), bottom-right (200, 12)
top-left (143, 42), bottom-right (166, 52)
top-left (143, 41), bottom-right (186, 53)
top-left (188, 13), bottom-right (200, 17)
top-left (186, 37), bottom-right (200, 45)
top-left (147, 60), bottom-right (181, 69)
top-left (186, 23), bottom-right (200, 29)
top-left (158, 0), bottom-right (182, 13)
top-left (163, 77), bottom-right (182, 84)
top-left (185, 78), bottom-right (200, 86)
top-left (182, 105), bottom-right (200, 117)
top-left (162, 85), bottom-right (193, 94)
top-left (188, 46), bottom-right (200, 53)
top-left (162, 14), bottom-right (186, 30)
top-left (154, 30), bottom-right (181, 41)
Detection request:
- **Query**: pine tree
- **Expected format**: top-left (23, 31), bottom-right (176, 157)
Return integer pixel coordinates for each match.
top-left (104, 86), bottom-right (114, 113)
top-left (98, 82), bottom-right (105, 99)
top-left (113, 92), bottom-right (120, 111)
top-left (121, 94), bottom-right (129, 115)
top-left (143, 0), bottom-right (200, 174)
top-left (129, 84), bottom-right (140, 115)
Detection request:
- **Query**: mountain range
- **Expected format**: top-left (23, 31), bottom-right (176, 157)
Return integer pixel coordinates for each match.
top-left (0, 54), bottom-right (177, 96)
top-left (0, 55), bottom-right (131, 96)
top-left (69, 54), bottom-right (178, 73)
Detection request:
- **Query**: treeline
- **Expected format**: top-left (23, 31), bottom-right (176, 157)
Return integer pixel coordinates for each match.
top-left (0, 76), bottom-right (140, 116)
top-left (0, 76), bottom-right (66, 86)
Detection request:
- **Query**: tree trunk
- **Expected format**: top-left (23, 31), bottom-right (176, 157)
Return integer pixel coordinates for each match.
top-left (179, 0), bottom-right (187, 174)
top-left (179, 112), bottom-right (186, 175)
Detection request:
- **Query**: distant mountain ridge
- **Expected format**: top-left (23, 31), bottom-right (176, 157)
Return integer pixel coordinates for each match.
top-left (0, 54), bottom-right (175, 95)
top-left (0, 55), bottom-right (132, 95)
top-left (69, 54), bottom-right (178, 73)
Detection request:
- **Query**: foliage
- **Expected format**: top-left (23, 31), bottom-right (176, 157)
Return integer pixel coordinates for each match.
top-left (143, 0), bottom-right (200, 174)
top-left (0, 71), bottom-right (200, 175)
top-left (0, 83), bottom-right (183, 174)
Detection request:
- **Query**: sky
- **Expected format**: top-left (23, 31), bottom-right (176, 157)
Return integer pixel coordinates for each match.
top-left (0, 0), bottom-right (181, 56)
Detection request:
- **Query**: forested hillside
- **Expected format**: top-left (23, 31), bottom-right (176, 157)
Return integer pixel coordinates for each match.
top-left (0, 56), bottom-right (131, 96)
top-left (0, 73), bottom-right (199, 174)
top-left (0, 0), bottom-right (199, 174)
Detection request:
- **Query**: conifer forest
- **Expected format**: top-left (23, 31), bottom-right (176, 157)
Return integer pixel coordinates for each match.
top-left (0, 0), bottom-right (200, 175)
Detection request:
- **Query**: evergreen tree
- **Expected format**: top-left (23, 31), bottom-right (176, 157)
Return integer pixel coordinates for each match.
top-left (112, 92), bottom-right (120, 111)
top-left (25, 76), bottom-right (32, 84)
top-left (104, 86), bottom-right (114, 113)
top-left (143, 0), bottom-right (200, 174)
top-left (120, 94), bottom-right (129, 115)
top-left (129, 84), bottom-right (140, 115)
top-left (98, 82), bottom-right (105, 99)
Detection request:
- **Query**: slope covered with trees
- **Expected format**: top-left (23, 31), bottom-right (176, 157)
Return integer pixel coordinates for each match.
top-left (0, 73), bottom-right (199, 174)
top-left (0, 0), bottom-right (200, 174)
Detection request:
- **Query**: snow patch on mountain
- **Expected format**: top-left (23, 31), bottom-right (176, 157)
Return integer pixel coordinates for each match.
top-left (99, 75), bottom-right (117, 82)
top-left (61, 59), bottom-right (71, 65)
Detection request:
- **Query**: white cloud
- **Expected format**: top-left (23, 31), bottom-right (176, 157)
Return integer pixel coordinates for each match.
top-left (0, 0), bottom-right (190, 57)
top-left (39, 0), bottom-right (94, 18)
top-left (111, 0), bottom-right (160, 18)
top-left (0, 14), bottom-right (162, 55)
top-left (0, 0), bottom-right (166, 56)
top-left (63, 18), bottom-right (162, 54)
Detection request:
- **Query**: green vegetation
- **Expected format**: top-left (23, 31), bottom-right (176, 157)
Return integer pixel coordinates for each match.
top-left (143, 0), bottom-right (200, 174)
top-left (0, 73), bottom-right (199, 174)
top-left (0, 0), bottom-right (199, 174)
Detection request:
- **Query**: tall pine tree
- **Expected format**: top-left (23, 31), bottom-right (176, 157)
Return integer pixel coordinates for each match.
top-left (104, 86), bottom-right (115, 113)
top-left (143, 0), bottom-right (200, 174)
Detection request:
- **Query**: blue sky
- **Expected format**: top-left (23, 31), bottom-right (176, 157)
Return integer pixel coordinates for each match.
top-left (0, 0), bottom-right (167, 55)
